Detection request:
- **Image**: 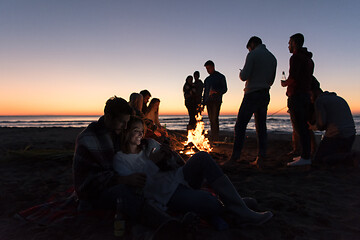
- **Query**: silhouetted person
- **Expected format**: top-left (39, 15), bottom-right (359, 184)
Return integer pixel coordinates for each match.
top-left (183, 75), bottom-right (197, 130)
top-left (129, 92), bottom-right (144, 118)
top-left (193, 71), bottom-right (204, 114)
top-left (309, 77), bottom-right (357, 167)
top-left (140, 89), bottom-right (151, 114)
top-left (226, 36), bottom-right (277, 167)
top-left (202, 60), bottom-right (227, 142)
top-left (281, 33), bottom-right (314, 167)
top-left (144, 98), bottom-right (169, 143)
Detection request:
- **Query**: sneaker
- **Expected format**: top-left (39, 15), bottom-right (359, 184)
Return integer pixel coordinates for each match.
top-left (287, 158), bottom-right (311, 167)
top-left (292, 156), bottom-right (301, 161)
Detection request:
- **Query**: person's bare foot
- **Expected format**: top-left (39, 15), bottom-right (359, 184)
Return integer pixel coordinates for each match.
top-left (249, 156), bottom-right (264, 168)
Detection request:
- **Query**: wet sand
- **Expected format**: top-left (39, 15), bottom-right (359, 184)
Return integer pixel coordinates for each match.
top-left (1, 127), bottom-right (360, 239)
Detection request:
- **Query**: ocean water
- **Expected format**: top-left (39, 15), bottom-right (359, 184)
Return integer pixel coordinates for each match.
top-left (0, 114), bottom-right (359, 135)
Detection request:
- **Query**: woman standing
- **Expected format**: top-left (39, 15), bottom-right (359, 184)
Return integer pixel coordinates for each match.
top-left (183, 75), bottom-right (197, 130)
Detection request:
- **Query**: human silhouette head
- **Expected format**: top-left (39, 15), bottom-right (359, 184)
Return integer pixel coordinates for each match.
top-left (185, 75), bottom-right (193, 84)
top-left (129, 92), bottom-right (143, 112)
top-left (204, 60), bottom-right (215, 74)
top-left (246, 36), bottom-right (262, 51)
top-left (104, 96), bottom-right (132, 134)
top-left (289, 33), bottom-right (304, 53)
top-left (140, 90), bottom-right (151, 104)
top-left (310, 76), bottom-right (323, 103)
top-left (148, 98), bottom-right (160, 112)
top-left (193, 71), bottom-right (200, 80)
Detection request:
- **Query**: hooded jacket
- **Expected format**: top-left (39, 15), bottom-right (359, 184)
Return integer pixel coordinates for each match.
top-left (285, 47), bottom-right (314, 96)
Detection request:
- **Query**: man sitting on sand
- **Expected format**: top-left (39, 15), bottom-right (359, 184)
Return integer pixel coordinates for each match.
top-left (309, 78), bottom-right (357, 167)
top-left (73, 96), bottom-right (188, 238)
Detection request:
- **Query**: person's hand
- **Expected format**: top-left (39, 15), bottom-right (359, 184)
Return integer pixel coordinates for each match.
top-left (149, 146), bottom-right (172, 164)
top-left (199, 105), bottom-right (204, 112)
top-left (122, 173), bottom-right (147, 188)
top-left (154, 130), bottom-right (162, 137)
top-left (307, 122), bottom-right (317, 131)
top-left (209, 89), bottom-right (217, 96)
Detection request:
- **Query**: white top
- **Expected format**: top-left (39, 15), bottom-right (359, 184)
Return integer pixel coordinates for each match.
top-left (113, 139), bottom-right (187, 210)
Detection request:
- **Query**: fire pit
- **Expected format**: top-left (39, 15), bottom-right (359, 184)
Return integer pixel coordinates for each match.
top-left (180, 114), bottom-right (212, 156)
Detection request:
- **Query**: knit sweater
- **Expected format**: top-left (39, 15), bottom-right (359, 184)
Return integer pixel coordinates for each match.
top-left (240, 44), bottom-right (277, 94)
top-left (314, 91), bottom-right (356, 138)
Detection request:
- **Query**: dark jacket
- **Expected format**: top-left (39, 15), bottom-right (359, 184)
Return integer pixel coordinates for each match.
top-left (286, 48), bottom-right (314, 96)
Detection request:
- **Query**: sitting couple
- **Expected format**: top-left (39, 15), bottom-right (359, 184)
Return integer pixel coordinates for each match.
top-left (73, 96), bottom-right (272, 238)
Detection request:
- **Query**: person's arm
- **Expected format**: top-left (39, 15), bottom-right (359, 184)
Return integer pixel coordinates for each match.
top-left (116, 173), bottom-right (147, 188)
top-left (73, 144), bottom-right (119, 199)
top-left (282, 55), bottom-right (299, 87)
top-left (269, 56), bottom-right (277, 86)
top-left (240, 52), bottom-right (253, 81)
top-left (315, 99), bottom-right (327, 131)
top-left (202, 79), bottom-right (209, 106)
top-left (219, 74), bottom-right (228, 94)
top-left (113, 154), bottom-right (148, 188)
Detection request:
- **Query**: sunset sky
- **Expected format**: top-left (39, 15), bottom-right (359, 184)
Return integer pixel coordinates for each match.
top-left (1, 0), bottom-right (360, 116)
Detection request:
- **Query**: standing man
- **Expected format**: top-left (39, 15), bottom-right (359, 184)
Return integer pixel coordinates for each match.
top-left (140, 89), bottom-right (151, 114)
top-left (281, 33), bottom-right (314, 166)
top-left (309, 77), bottom-right (356, 167)
top-left (193, 71), bottom-right (204, 115)
top-left (227, 36), bottom-right (277, 167)
top-left (202, 60), bottom-right (227, 142)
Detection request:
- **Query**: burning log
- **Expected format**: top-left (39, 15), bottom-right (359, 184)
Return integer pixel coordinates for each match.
top-left (181, 113), bottom-right (212, 156)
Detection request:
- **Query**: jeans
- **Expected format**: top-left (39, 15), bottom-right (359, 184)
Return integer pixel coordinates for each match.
top-left (167, 151), bottom-right (224, 216)
top-left (185, 99), bottom-right (197, 129)
top-left (288, 93), bottom-right (311, 159)
top-left (313, 135), bottom-right (355, 165)
top-left (232, 89), bottom-right (270, 159)
top-left (206, 101), bottom-right (222, 141)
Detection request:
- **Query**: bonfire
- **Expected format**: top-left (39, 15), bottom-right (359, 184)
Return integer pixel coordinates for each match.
top-left (181, 113), bottom-right (212, 155)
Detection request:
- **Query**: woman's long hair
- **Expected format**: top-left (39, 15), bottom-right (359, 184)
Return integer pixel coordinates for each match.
top-left (129, 93), bottom-right (143, 112)
top-left (121, 115), bottom-right (146, 154)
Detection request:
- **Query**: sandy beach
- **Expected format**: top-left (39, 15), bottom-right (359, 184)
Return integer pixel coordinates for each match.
top-left (1, 127), bottom-right (360, 240)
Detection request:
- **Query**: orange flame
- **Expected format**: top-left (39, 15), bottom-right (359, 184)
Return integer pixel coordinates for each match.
top-left (184, 113), bottom-right (212, 153)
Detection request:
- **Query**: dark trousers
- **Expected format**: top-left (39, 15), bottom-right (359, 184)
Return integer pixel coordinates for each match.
top-left (288, 93), bottom-right (311, 159)
top-left (185, 99), bottom-right (197, 129)
top-left (206, 101), bottom-right (222, 141)
top-left (313, 135), bottom-right (355, 165)
top-left (167, 151), bottom-right (224, 216)
top-left (232, 89), bottom-right (270, 159)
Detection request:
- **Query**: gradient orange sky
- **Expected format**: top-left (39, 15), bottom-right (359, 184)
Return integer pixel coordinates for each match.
top-left (1, 1), bottom-right (360, 116)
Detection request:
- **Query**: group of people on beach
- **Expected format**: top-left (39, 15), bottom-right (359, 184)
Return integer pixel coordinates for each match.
top-left (72, 95), bottom-right (273, 239)
top-left (71, 32), bottom-right (357, 238)
top-left (128, 90), bottom-right (169, 144)
top-left (181, 33), bottom-right (356, 169)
